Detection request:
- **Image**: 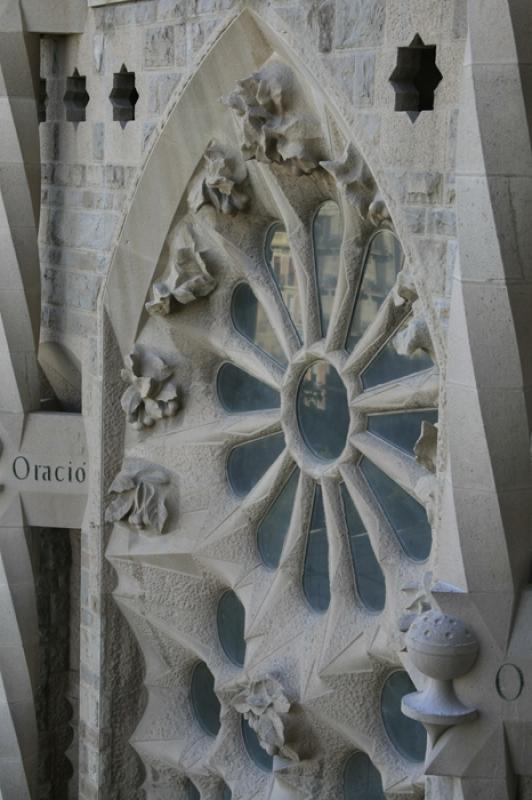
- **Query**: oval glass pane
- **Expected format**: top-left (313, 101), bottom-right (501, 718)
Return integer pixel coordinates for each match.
top-left (265, 223), bottom-right (303, 339)
top-left (367, 410), bottom-right (438, 457)
top-left (231, 283), bottom-right (287, 367)
top-left (190, 661), bottom-right (221, 737)
top-left (185, 779), bottom-right (200, 800)
top-left (297, 361), bottom-right (350, 461)
top-left (343, 752), bottom-right (385, 800)
top-left (361, 320), bottom-right (433, 390)
top-left (227, 433), bottom-right (285, 497)
top-left (217, 590), bottom-right (246, 667)
top-left (313, 201), bottom-right (343, 336)
top-left (217, 363), bottom-right (280, 413)
top-left (381, 671), bottom-right (427, 762)
top-left (241, 717), bottom-right (274, 772)
top-left (303, 485), bottom-right (330, 612)
top-left (347, 231), bottom-right (403, 352)
top-left (360, 458), bottom-right (432, 561)
top-left (340, 484), bottom-right (385, 612)
top-left (257, 468), bottom-right (299, 569)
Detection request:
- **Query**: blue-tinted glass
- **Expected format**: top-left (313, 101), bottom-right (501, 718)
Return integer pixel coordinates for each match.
top-left (381, 671), bottom-right (427, 762)
top-left (341, 485), bottom-right (385, 612)
top-left (185, 779), bottom-right (200, 800)
top-left (343, 752), bottom-right (385, 800)
top-left (361, 324), bottom-right (433, 390)
top-left (241, 717), bottom-right (273, 772)
top-left (347, 231), bottom-right (403, 352)
top-left (217, 590), bottom-right (246, 667)
top-left (190, 661), bottom-right (221, 737)
top-left (303, 485), bottom-right (330, 612)
top-left (231, 283), bottom-right (287, 366)
top-left (368, 410), bottom-right (438, 456)
top-left (222, 785), bottom-right (232, 800)
top-left (257, 469), bottom-right (299, 569)
top-left (297, 361), bottom-right (350, 461)
top-left (360, 459), bottom-right (431, 561)
top-left (313, 201), bottom-right (343, 336)
top-left (217, 363), bottom-right (280, 413)
top-left (265, 223), bottom-right (303, 339)
top-left (227, 433), bottom-right (285, 497)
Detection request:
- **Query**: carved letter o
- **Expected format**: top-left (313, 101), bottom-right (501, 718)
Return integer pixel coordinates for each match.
top-left (13, 456), bottom-right (30, 480)
top-left (496, 663), bottom-right (524, 701)
top-left (75, 467), bottom-right (86, 484)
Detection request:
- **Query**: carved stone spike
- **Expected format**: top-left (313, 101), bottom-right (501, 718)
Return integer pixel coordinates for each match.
top-left (222, 59), bottom-right (322, 175)
top-left (188, 138), bottom-right (250, 215)
top-left (146, 226), bottom-right (216, 316)
top-left (402, 611), bottom-right (479, 746)
top-left (393, 309), bottom-right (434, 359)
top-left (120, 345), bottom-right (179, 429)
top-left (105, 463), bottom-right (170, 533)
top-left (232, 677), bottom-right (299, 762)
top-left (320, 144), bottom-right (389, 224)
top-left (415, 420), bottom-right (438, 473)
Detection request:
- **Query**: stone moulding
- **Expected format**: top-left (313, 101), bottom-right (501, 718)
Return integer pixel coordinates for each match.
top-left (222, 58), bottom-right (323, 175)
top-left (188, 138), bottom-right (250, 215)
top-left (105, 463), bottom-right (170, 533)
top-left (321, 144), bottom-right (390, 225)
top-left (145, 226), bottom-right (217, 316)
top-left (231, 676), bottom-right (299, 762)
top-left (120, 345), bottom-right (180, 429)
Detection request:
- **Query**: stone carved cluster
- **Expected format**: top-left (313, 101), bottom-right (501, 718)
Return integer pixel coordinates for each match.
top-left (394, 307), bottom-right (434, 360)
top-left (188, 139), bottom-right (250, 215)
top-left (146, 226), bottom-right (216, 316)
top-left (105, 463), bottom-right (170, 533)
top-left (231, 676), bottom-right (298, 762)
top-left (415, 420), bottom-right (438, 472)
top-left (321, 144), bottom-right (390, 225)
top-left (120, 345), bottom-right (179, 428)
top-left (223, 59), bottom-right (322, 175)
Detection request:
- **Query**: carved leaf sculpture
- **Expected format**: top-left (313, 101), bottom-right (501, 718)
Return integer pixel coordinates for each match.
top-left (392, 270), bottom-right (418, 307)
top-left (222, 59), bottom-right (322, 175)
top-left (393, 308), bottom-right (435, 359)
top-left (232, 677), bottom-right (299, 762)
top-left (146, 227), bottom-right (216, 316)
top-left (120, 345), bottom-right (179, 429)
top-left (414, 420), bottom-right (438, 473)
top-left (189, 139), bottom-right (250, 215)
top-left (321, 144), bottom-right (390, 225)
top-left (106, 464), bottom-right (169, 533)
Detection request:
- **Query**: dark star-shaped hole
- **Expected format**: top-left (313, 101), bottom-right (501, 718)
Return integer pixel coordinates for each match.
top-left (109, 64), bottom-right (139, 129)
top-left (389, 34), bottom-right (443, 122)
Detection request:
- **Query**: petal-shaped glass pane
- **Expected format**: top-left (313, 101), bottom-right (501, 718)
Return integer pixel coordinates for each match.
top-left (231, 283), bottom-right (287, 366)
top-left (360, 458), bottom-right (432, 561)
top-left (381, 671), bottom-right (427, 762)
top-left (313, 201), bottom-right (343, 336)
top-left (303, 484), bottom-right (330, 612)
top-left (185, 779), bottom-right (200, 800)
top-left (227, 433), bottom-right (285, 497)
top-left (361, 322), bottom-right (433, 390)
top-left (343, 752), bottom-right (385, 800)
top-left (257, 468), bottom-right (299, 569)
top-left (218, 363), bottom-right (280, 413)
top-left (241, 717), bottom-right (273, 772)
top-left (346, 230), bottom-right (403, 351)
top-left (190, 661), bottom-right (221, 737)
top-left (217, 590), bottom-right (246, 667)
top-left (340, 484), bottom-right (385, 612)
top-left (297, 361), bottom-right (350, 461)
top-left (265, 223), bottom-right (303, 339)
top-left (368, 410), bottom-right (438, 457)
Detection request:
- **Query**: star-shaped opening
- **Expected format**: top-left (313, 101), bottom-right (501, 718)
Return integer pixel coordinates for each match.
top-left (389, 34), bottom-right (443, 122)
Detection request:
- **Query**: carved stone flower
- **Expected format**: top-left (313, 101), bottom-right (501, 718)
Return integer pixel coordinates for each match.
top-left (106, 463), bottom-right (169, 533)
top-left (120, 345), bottom-right (179, 429)
top-left (189, 139), bottom-right (249, 215)
top-left (231, 676), bottom-right (298, 762)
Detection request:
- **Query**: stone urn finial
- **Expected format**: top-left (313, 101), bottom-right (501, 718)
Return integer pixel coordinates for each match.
top-left (402, 610), bottom-right (479, 745)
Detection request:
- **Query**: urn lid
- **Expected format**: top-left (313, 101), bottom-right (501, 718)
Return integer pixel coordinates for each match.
top-left (407, 611), bottom-right (478, 656)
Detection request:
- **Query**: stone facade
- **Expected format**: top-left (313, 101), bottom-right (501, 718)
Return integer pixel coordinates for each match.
top-left (0, 1), bottom-right (531, 799)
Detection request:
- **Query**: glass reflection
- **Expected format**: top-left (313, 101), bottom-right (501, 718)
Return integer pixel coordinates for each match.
top-left (185, 779), bottom-right (200, 800)
top-left (217, 363), bottom-right (280, 413)
top-left (190, 661), bottom-right (221, 737)
top-left (381, 671), bottom-right (427, 762)
top-left (347, 231), bottom-right (403, 351)
top-left (360, 458), bottom-right (432, 561)
top-left (265, 223), bottom-right (303, 339)
top-left (313, 201), bottom-right (343, 336)
top-left (368, 410), bottom-right (438, 456)
top-left (303, 485), bottom-right (330, 612)
top-left (297, 361), bottom-right (350, 461)
top-left (343, 752), bottom-right (385, 800)
top-left (341, 485), bottom-right (385, 612)
top-left (222, 785), bottom-right (232, 800)
top-left (227, 433), bottom-right (285, 497)
top-left (362, 319), bottom-right (433, 389)
top-left (217, 590), bottom-right (246, 667)
top-left (241, 717), bottom-right (273, 772)
top-left (257, 469), bottom-right (299, 569)
top-left (231, 283), bottom-right (287, 366)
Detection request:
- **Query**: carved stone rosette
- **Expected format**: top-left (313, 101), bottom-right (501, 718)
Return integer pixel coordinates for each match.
top-left (105, 463), bottom-right (170, 534)
top-left (120, 345), bottom-right (179, 429)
